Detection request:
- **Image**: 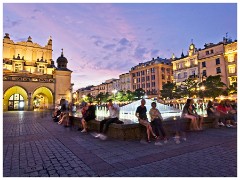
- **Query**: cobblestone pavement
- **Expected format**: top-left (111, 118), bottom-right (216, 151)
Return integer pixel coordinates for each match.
top-left (3, 111), bottom-right (237, 177)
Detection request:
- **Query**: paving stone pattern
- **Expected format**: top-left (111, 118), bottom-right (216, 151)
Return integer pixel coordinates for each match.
top-left (3, 111), bottom-right (237, 177)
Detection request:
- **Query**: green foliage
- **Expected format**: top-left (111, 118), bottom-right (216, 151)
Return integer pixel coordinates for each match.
top-left (133, 88), bottom-right (145, 100)
top-left (201, 75), bottom-right (227, 100)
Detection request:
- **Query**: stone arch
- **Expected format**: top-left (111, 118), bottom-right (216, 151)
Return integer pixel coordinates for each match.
top-left (3, 85), bottom-right (28, 111)
top-left (32, 86), bottom-right (54, 110)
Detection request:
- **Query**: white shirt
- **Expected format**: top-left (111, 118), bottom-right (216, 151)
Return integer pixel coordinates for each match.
top-left (109, 104), bottom-right (120, 118)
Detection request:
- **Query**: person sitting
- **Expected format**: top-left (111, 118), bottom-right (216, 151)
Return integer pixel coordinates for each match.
top-left (181, 99), bottom-right (200, 131)
top-left (136, 99), bottom-right (157, 143)
top-left (189, 99), bottom-right (204, 130)
top-left (96, 99), bottom-right (120, 140)
top-left (217, 100), bottom-right (236, 127)
top-left (81, 102), bottom-right (96, 133)
top-left (52, 106), bottom-right (61, 122)
top-left (207, 100), bottom-right (222, 128)
top-left (58, 112), bottom-right (70, 127)
top-left (149, 101), bottom-right (167, 144)
top-left (225, 99), bottom-right (237, 125)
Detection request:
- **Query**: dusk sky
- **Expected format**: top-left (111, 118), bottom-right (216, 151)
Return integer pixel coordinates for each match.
top-left (3, 2), bottom-right (237, 91)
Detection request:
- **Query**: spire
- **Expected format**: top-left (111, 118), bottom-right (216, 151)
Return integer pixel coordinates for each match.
top-left (48, 36), bottom-right (52, 45)
top-left (181, 50), bottom-right (184, 58)
top-left (172, 53), bottom-right (175, 60)
top-left (27, 36), bottom-right (32, 42)
top-left (61, 48), bottom-right (64, 56)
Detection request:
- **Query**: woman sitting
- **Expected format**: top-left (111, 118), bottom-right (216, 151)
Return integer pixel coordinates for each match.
top-left (81, 102), bottom-right (96, 133)
top-left (181, 99), bottom-right (200, 131)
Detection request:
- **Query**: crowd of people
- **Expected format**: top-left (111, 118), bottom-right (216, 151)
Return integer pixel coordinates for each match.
top-left (52, 97), bottom-right (237, 145)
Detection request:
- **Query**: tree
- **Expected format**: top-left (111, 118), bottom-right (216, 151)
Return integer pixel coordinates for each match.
top-left (160, 82), bottom-right (176, 99)
top-left (95, 92), bottom-right (104, 104)
top-left (202, 75), bottom-right (227, 100)
top-left (134, 88), bottom-right (145, 100)
top-left (125, 90), bottom-right (135, 102)
top-left (180, 78), bottom-right (198, 98)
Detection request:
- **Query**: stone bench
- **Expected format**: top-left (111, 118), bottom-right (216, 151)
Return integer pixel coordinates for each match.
top-left (68, 114), bottom-right (216, 140)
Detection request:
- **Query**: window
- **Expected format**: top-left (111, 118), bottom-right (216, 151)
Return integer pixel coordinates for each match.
top-left (192, 70), bottom-right (196, 75)
top-left (132, 73), bottom-right (135, 77)
top-left (202, 61), bottom-right (206, 68)
top-left (216, 67), bottom-right (221, 74)
top-left (210, 49), bottom-right (214, 54)
top-left (137, 78), bottom-right (140, 83)
top-left (228, 66), bottom-right (236, 74)
top-left (162, 74), bottom-right (165, 79)
top-left (38, 65), bottom-right (45, 74)
top-left (206, 51), bottom-right (209, 55)
top-left (141, 71), bottom-right (145, 75)
top-left (14, 63), bottom-right (22, 72)
top-left (151, 82), bottom-right (155, 87)
top-left (216, 58), bottom-right (220, 65)
top-left (161, 67), bottom-right (165, 73)
top-left (184, 72), bottom-right (187, 78)
top-left (228, 55), bottom-right (234, 62)
top-left (151, 68), bottom-right (155, 73)
top-left (147, 69), bottom-right (150, 74)
top-left (141, 77), bottom-right (145, 82)
top-left (151, 75), bottom-right (155, 80)
top-left (146, 76), bottom-right (150, 81)
top-left (142, 84), bottom-right (145, 88)
top-left (202, 70), bottom-right (207, 77)
top-left (133, 79), bottom-right (137, 83)
top-left (177, 73), bottom-right (181, 79)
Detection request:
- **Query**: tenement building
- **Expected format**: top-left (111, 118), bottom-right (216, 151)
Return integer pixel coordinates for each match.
top-left (171, 42), bottom-right (199, 85)
top-left (129, 57), bottom-right (173, 98)
top-left (3, 33), bottom-right (73, 111)
top-left (198, 38), bottom-right (233, 85)
top-left (223, 39), bottom-right (237, 86)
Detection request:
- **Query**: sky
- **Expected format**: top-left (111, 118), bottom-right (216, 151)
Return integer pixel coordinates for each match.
top-left (2, 2), bottom-right (237, 91)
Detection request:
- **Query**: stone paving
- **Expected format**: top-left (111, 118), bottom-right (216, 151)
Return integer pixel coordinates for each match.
top-left (3, 111), bottom-right (237, 177)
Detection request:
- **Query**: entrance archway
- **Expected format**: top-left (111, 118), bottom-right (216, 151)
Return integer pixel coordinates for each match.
top-left (3, 86), bottom-right (28, 111)
top-left (32, 87), bottom-right (53, 110)
top-left (8, 94), bottom-right (25, 111)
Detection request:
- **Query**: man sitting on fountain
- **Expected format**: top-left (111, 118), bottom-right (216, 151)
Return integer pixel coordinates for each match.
top-left (136, 99), bottom-right (157, 143)
top-left (97, 99), bottom-right (120, 140)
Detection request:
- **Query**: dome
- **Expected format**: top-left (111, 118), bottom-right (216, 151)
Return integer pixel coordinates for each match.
top-left (57, 53), bottom-right (68, 64)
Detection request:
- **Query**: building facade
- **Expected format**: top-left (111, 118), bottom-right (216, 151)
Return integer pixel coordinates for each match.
top-left (224, 40), bottom-right (237, 86)
top-left (130, 57), bottom-right (173, 98)
top-left (172, 43), bottom-right (199, 85)
top-left (3, 33), bottom-right (73, 111)
top-left (198, 42), bottom-right (227, 84)
top-left (119, 73), bottom-right (131, 92)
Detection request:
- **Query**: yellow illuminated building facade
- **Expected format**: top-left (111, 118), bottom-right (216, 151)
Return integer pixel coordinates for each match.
top-left (130, 57), bottom-right (172, 98)
top-left (224, 41), bottom-right (237, 86)
top-left (172, 43), bottom-right (199, 86)
top-left (3, 33), bottom-right (73, 111)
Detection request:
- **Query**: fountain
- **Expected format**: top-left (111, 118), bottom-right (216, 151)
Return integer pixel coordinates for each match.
top-left (95, 99), bottom-right (182, 124)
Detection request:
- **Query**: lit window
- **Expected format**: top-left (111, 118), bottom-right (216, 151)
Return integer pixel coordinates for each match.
top-left (38, 65), bottom-right (45, 74)
top-left (228, 55), bottom-right (234, 62)
top-left (228, 66), bottom-right (235, 74)
top-left (14, 63), bottom-right (22, 72)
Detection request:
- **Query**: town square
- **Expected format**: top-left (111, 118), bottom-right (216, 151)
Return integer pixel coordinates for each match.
top-left (2, 1), bottom-right (238, 177)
